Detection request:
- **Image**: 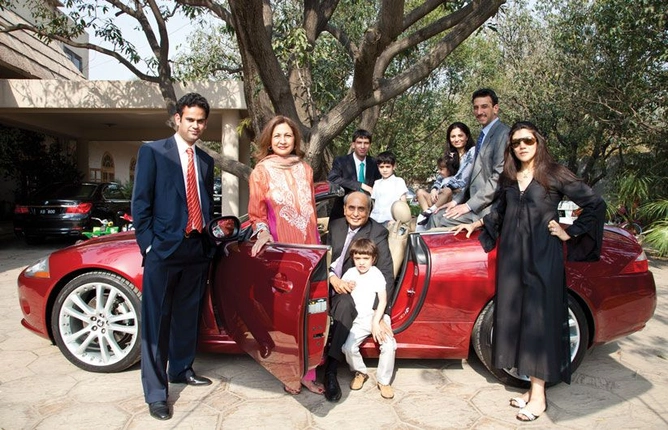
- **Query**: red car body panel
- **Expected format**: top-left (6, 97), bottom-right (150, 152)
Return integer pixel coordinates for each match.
top-left (358, 227), bottom-right (656, 359)
top-left (18, 232), bottom-right (143, 339)
top-left (17, 187), bottom-right (656, 384)
top-left (214, 243), bottom-right (330, 390)
top-left (17, 230), bottom-right (330, 390)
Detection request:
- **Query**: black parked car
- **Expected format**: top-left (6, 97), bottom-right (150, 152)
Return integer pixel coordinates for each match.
top-left (13, 182), bottom-right (131, 244)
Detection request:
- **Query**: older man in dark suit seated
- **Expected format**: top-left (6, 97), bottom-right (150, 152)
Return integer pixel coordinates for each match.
top-left (323, 191), bottom-right (394, 402)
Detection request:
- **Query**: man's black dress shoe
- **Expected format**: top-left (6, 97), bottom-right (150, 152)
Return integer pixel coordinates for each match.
top-left (148, 401), bottom-right (171, 420)
top-left (169, 373), bottom-right (212, 386)
top-left (324, 372), bottom-right (342, 402)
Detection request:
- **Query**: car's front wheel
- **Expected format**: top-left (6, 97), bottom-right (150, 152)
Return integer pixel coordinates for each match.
top-left (51, 271), bottom-right (141, 373)
top-left (471, 296), bottom-right (589, 388)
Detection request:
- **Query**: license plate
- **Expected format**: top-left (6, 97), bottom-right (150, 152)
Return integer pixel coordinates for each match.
top-left (39, 208), bottom-right (57, 215)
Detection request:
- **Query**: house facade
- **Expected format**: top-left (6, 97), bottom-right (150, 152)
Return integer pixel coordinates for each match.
top-left (0, 1), bottom-right (250, 220)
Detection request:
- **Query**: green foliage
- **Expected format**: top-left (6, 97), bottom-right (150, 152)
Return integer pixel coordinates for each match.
top-left (361, 33), bottom-right (505, 187)
top-left (643, 220), bottom-right (668, 258)
top-left (120, 180), bottom-right (134, 199)
top-left (605, 172), bottom-right (654, 225)
top-left (462, 0), bottom-right (668, 254)
top-left (173, 22), bottom-right (241, 82)
top-left (640, 200), bottom-right (668, 222)
top-left (639, 199), bottom-right (668, 257)
top-left (492, 0), bottom-right (668, 186)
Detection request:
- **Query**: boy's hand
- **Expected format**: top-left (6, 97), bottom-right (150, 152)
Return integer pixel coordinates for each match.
top-left (372, 321), bottom-right (384, 343)
top-left (430, 189), bottom-right (439, 203)
top-left (373, 318), bottom-right (393, 343)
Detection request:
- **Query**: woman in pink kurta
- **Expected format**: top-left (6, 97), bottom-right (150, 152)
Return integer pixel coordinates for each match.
top-left (248, 156), bottom-right (319, 246)
top-left (248, 115), bottom-right (323, 395)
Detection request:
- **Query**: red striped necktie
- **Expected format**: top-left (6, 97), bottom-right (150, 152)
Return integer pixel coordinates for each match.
top-left (186, 147), bottom-right (203, 233)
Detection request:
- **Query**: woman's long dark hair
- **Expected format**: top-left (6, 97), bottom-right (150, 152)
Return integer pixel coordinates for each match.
top-left (501, 121), bottom-right (578, 189)
top-left (445, 122), bottom-right (473, 175)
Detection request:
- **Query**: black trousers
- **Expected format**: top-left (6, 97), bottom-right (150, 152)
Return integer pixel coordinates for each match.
top-left (140, 236), bottom-right (209, 403)
top-left (327, 293), bottom-right (358, 364)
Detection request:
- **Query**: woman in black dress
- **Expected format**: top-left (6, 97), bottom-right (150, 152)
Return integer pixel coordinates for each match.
top-left (454, 121), bottom-right (605, 422)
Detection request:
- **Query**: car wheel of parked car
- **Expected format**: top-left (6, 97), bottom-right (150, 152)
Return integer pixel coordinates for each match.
top-left (51, 271), bottom-right (141, 373)
top-left (471, 296), bottom-right (589, 388)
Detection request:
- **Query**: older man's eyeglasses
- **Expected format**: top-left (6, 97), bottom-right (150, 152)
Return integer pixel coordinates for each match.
top-left (510, 136), bottom-right (537, 148)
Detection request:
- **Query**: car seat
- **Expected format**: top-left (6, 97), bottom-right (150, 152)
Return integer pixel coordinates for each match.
top-left (388, 200), bottom-right (412, 277)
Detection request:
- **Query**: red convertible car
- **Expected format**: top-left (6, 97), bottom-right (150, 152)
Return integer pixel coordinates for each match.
top-left (17, 183), bottom-right (657, 390)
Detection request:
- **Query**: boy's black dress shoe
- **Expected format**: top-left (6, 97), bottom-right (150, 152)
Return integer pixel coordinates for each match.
top-left (324, 373), bottom-right (342, 402)
top-left (169, 373), bottom-right (212, 386)
top-left (148, 401), bottom-right (171, 420)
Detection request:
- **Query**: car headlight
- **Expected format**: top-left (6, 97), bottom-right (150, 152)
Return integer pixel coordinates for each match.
top-left (24, 256), bottom-right (50, 278)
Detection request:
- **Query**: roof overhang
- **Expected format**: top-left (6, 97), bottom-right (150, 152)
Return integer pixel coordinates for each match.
top-left (0, 79), bottom-right (247, 141)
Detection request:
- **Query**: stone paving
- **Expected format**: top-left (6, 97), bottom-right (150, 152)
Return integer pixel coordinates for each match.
top-left (0, 236), bottom-right (666, 429)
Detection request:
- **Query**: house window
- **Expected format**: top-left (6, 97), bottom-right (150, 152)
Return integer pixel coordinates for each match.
top-left (63, 46), bottom-right (83, 72)
top-left (89, 168), bottom-right (101, 182)
top-left (129, 157), bottom-right (136, 182)
top-left (101, 152), bottom-right (115, 182)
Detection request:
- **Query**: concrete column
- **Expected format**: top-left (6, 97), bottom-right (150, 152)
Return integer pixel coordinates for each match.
top-left (76, 139), bottom-right (89, 180)
top-left (221, 110), bottom-right (240, 216)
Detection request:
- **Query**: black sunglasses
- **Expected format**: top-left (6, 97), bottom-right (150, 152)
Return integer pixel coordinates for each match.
top-left (510, 136), bottom-right (537, 148)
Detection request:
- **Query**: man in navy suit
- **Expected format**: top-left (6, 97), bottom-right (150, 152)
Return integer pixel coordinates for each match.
top-left (132, 93), bottom-right (215, 421)
top-left (328, 129), bottom-right (382, 219)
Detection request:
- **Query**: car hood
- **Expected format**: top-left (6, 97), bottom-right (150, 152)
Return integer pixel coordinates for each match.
top-left (70, 231), bottom-right (138, 248)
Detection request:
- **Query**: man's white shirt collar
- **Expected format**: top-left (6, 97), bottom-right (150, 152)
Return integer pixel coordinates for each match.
top-left (174, 133), bottom-right (196, 154)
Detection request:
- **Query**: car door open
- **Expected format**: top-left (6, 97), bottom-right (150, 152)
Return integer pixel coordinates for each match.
top-left (211, 242), bottom-right (330, 392)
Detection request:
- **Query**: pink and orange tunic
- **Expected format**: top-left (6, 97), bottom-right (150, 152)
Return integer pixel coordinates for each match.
top-left (248, 154), bottom-right (320, 245)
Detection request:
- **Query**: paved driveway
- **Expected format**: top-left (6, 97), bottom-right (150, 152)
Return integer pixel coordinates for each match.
top-left (0, 236), bottom-right (666, 429)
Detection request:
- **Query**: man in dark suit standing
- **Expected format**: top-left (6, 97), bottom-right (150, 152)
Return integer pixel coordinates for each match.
top-left (429, 88), bottom-right (510, 228)
top-left (323, 191), bottom-right (394, 402)
top-left (328, 129), bottom-right (382, 219)
top-left (132, 93), bottom-right (215, 421)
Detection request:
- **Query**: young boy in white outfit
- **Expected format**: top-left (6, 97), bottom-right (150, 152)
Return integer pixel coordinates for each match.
top-left (341, 238), bottom-right (397, 399)
top-left (370, 151), bottom-right (408, 226)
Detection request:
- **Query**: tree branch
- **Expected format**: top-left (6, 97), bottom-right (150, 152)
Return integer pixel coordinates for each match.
top-left (227, 0), bottom-right (300, 121)
top-left (324, 23), bottom-right (356, 59)
top-left (175, 0), bottom-right (233, 23)
top-left (303, 0), bottom-right (339, 42)
top-left (199, 146), bottom-right (253, 180)
top-left (381, 4), bottom-right (472, 69)
top-left (371, 2), bottom-right (502, 107)
top-left (1, 23), bottom-right (158, 81)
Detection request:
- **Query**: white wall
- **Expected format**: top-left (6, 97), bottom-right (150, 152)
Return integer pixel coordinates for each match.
top-left (87, 141), bottom-right (142, 184)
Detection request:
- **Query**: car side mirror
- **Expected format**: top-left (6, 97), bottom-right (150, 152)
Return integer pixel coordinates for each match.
top-left (207, 216), bottom-right (241, 241)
